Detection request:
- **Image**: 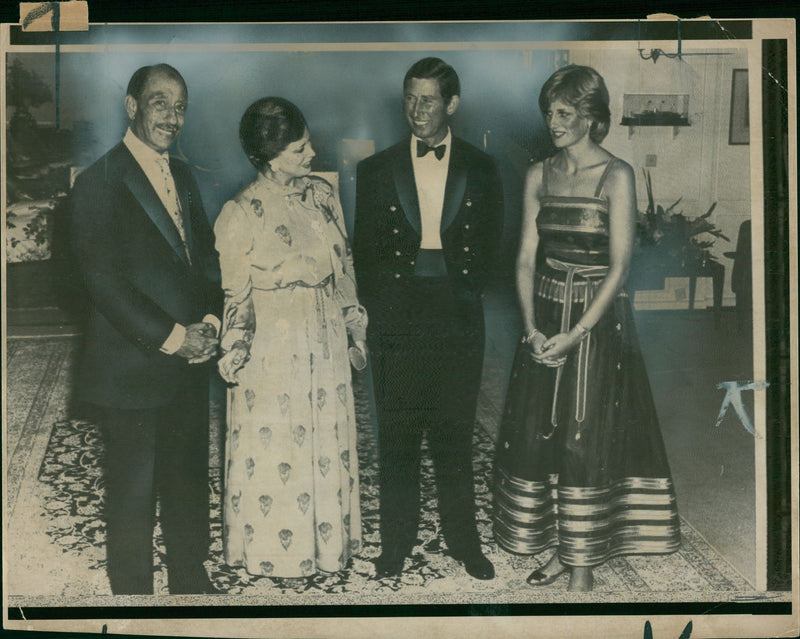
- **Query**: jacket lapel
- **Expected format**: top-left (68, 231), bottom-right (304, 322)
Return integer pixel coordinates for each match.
top-left (121, 151), bottom-right (191, 266)
top-left (391, 141), bottom-right (422, 235)
top-left (440, 138), bottom-right (467, 234)
top-left (170, 159), bottom-right (197, 262)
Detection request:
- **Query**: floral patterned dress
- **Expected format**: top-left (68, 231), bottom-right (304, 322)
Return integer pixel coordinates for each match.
top-left (215, 173), bottom-right (366, 578)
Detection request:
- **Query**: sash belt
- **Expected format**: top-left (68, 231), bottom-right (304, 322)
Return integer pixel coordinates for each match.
top-left (258, 274), bottom-right (334, 292)
top-left (543, 257), bottom-right (609, 439)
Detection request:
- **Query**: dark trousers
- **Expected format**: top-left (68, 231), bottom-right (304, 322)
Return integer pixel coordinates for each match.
top-left (93, 380), bottom-right (210, 594)
top-left (371, 276), bottom-right (485, 559)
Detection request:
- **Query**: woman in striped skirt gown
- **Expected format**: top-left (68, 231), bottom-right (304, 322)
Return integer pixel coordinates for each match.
top-left (493, 65), bottom-right (680, 592)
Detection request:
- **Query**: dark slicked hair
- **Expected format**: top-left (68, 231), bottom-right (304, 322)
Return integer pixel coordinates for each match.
top-left (539, 65), bottom-right (611, 144)
top-left (239, 97), bottom-right (308, 173)
top-left (403, 57), bottom-right (460, 103)
top-left (126, 64), bottom-right (187, 101)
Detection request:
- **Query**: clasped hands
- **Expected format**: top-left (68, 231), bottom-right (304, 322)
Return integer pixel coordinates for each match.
top-left (175, 322), bottom-right (219, 364)
top-left (173, 323), bottom-right (250, 382)
top-left (218, 341), bottom-right (250, 385)
top-left (525, 328), bottom-right (582, 368)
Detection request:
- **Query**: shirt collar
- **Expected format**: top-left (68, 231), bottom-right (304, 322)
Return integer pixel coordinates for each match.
top-left (123, 128), bottom-right (169, 167)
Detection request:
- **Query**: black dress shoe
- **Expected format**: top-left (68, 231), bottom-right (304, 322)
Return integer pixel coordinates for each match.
top-left (374, 552), bottom-right (405, 578)
top-left (169, 577), bottom-right (220, 595)
top-left (453, 551), bottom-right (495, 580)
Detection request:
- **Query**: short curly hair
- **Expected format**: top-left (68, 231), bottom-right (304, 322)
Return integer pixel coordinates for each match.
top-left (539, 65), bottom-right (611, 144)
top-left (239, 97), bottom-right (308, 172)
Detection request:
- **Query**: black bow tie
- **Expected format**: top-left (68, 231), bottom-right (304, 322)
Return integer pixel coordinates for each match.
top-left (417, 139), bottom-right (446, 160)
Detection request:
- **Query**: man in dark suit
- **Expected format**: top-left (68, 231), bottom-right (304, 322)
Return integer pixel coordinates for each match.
top-left (70, 64), bottom-right (221, 595)
top-left (353, 57), bottom-right (504, 580)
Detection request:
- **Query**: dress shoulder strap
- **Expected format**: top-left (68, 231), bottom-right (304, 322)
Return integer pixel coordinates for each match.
top-left (594, 157), bottom-right (616, 199)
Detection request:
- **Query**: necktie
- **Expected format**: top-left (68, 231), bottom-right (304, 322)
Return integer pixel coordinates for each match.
top-left (416, 139), bottom-right (446, 160)
top-left (156, 155), bottom-right (191, 263)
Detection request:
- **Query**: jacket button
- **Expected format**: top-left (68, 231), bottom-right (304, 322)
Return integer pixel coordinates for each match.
top-left (462, 268), bottom-right (469, 275)
top-left (410, 260), bottom-right (415, 266)
top-left (390, 205), bottom-right (397, 212)
top-left (394, 273), bottom-right (401, 279)
top-left (463, 246), bottom-right (469, 252)
top-left (465, 200), bottom-right (472, 207)
top-left (392, 228), bottom-right (399, 234)
top-left (395, 250), bottom-right (401, 256)
top-left (464, 224), bottom-right (470, 230)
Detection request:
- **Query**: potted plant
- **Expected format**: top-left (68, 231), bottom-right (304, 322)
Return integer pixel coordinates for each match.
top-left (631, 169), bottom-right (730, 290)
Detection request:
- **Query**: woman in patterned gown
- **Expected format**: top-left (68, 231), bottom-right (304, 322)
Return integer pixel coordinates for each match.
top-left (215, 97), bottom-right (367, 579)
top-left (493, 66), bottom-right (680, 591)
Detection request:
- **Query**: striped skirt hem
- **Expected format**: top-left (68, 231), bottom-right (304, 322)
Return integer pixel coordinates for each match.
top-left (493, 469), bottom-right (681, 566)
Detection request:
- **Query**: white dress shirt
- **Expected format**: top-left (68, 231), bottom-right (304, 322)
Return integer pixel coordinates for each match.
top-left (410, 129), bottom-right (452, 250)
top-left (123, 129), bottom-right (185, 237)
top-left (123, 129), bottom-right (219, 355)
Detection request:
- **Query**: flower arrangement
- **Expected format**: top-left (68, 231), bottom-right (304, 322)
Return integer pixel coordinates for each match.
top-left (637, 169), bottom-right (730, 270)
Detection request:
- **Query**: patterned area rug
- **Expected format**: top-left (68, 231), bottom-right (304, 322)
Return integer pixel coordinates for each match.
top-left (5, 337), bottom-right (758, 605)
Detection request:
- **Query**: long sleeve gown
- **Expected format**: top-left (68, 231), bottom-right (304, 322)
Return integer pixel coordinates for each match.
top-left (215, 173), bottom-right (366, 578)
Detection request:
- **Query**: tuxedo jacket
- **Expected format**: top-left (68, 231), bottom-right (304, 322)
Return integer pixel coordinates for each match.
top-left (69, 142), bottom-right (222, 409)
top-left (353, 136), bottom-right (504, 326)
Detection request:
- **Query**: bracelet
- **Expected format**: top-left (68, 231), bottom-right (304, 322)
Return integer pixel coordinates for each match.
top-left (573, 322), bottom-right (590, 340)
top-left (524, 328), bottom-right (543, 343)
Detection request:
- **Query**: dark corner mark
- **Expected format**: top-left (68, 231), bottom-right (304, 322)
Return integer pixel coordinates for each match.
top-left (644, 620), bottom-right (692, 639)
top-left (21, 2), bottom-right (61, 31)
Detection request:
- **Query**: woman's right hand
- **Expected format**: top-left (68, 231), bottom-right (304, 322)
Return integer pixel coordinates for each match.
top-left (218, 344), bottom-right (250, 385)
top-left (526, 329), bottom-right (568, 368)
top-left (529, 331), bottom-right (548, 356)
top-left (524, 329), bottom-right (548, 357)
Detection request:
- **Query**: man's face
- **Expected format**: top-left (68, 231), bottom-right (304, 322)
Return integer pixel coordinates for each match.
top-left (126, 71), bottom-right (187, 152)
top-left (403, 77), bottom-right (459, 147)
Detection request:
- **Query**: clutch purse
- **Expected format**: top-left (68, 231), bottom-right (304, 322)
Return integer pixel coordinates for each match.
top-left (348, 345), bottom-right (367, 371)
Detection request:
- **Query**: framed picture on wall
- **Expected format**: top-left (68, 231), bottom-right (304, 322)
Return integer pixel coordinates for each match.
top-left (729, 68), bottom-right (750, 145)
